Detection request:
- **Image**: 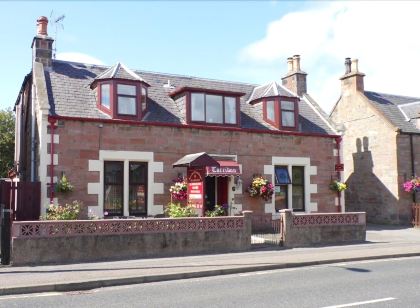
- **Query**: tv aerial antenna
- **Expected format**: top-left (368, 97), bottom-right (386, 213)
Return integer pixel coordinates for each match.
top-left (49, 11), bottom-right (65, 59)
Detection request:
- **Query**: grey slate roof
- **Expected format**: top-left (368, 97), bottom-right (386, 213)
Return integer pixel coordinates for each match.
top-left (93, 62), bottom-right (148, 83)
top-left (247, 81), bottom-right (296, 103)
top-left (45, 60), bottom-right (335, 135)
top-left (365, 91), bottom-right (420, 133)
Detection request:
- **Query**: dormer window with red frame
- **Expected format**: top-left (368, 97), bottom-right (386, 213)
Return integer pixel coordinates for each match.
top-left (170, 87), bottom-right (244, 127)
top-left (262, 97), bottom-right (298, 130)
top-left (92, 62), bottom-right (150, 121)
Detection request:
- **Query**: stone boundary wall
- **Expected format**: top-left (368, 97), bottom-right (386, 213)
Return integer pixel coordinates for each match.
top-left (11, 212), bottom-right (252, 266)
top-left (280, 210), bottom-right (366, 248)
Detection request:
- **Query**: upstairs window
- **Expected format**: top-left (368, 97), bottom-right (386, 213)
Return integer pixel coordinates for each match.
top-left (190, 92), bottom-right (238, 125)
top-left (263, 98), bottom-right (298, 130)
top-left (96, 80), bottom-right (148, 121)
top-left (100, 84), bottom-right (111, 109)
top-left (117, 84), bottom-right (137, 115)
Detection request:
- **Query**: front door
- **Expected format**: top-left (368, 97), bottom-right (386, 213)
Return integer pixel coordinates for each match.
top-left (204, 177), bottom-right (216, 212)
top-left (217, 177), bottom-right (228, 207)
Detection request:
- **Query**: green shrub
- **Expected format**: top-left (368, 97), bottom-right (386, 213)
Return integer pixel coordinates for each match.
top-left (205, 204), bottom-right (225, 217)
top-left (43, 200), bottom-right (82, 220)
top-left (165, 202), bottom-right (197, 218)
top-left (55, 174), bottom-right (74, 193)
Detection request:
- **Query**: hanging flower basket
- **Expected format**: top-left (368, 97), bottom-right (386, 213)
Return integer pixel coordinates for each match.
top-left (169, 176), bottom-right (188, 201)
top-left (55, 174), bottom-right (74, 193)
top-left (329, 180), bottom-right (347, 192)
top-left (403, 176), bottom-right (420, 193)
top-left (247, 175), bottom-right (274, 201)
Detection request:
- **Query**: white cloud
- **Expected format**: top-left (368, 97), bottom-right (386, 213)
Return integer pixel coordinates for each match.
top-left (56, 52), bottom-right (105, 65)
top-left (238, 1), bottom-right (420, 113)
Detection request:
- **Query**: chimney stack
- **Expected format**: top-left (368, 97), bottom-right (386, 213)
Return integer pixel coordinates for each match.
top-left (340, 58), bottom-right (365, 94)
top-left (31, 16), bottom-right (54, 68)
top-left (281, 54), bottom-right (307, 97)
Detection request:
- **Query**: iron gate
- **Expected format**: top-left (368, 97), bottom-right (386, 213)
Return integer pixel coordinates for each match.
top-left (251, 213), bottom-right (284, 247)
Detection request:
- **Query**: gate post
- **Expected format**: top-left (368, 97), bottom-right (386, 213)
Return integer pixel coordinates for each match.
top-left (1, 205), bottom-right (12, 265)
top-left (279, 209), bottom-right (293, 248)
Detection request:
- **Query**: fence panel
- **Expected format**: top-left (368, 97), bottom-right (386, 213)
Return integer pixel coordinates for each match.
top-left (15, 182), bottom-right (41, 221)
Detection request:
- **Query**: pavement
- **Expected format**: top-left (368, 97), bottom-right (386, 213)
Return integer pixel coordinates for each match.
top-left (0, 224), bottom-right (419, 296)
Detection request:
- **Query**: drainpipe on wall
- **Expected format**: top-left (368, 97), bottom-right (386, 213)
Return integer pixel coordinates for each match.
top-left (335, 136), bottom-right (343, 212)
top-left (48, 118), bottom-right (56, 203)
top-left (30, 83), bottom-right (36, 182)
top-left (409, 134), bottom-right (416, 203)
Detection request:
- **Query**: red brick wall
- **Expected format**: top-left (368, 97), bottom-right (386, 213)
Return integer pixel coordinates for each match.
top-left (50, 120), bottom-right (337, 215)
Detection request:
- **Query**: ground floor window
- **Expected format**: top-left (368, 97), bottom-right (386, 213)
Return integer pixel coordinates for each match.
top-left (274, 165), bottom-right (305, 212)
top-left (104, 161), bottom-right (148, 217)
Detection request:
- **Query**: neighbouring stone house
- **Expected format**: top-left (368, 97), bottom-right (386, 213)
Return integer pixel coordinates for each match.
top-left (330, 58), bottom-right (420, 225)
top-left (14, 16), bottom-right (341, 219)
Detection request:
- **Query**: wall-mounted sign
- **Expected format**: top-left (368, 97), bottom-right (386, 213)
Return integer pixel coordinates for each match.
top-left (335, 163), bottom-right (344, 172)
top-left (206, 165), bottom-right (240, 176)
top-left (187, 168), bottom-right (204, 211)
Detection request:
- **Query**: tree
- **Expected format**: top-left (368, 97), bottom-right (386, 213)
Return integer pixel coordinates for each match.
top-left (0, 108), bottom-right (15, 178)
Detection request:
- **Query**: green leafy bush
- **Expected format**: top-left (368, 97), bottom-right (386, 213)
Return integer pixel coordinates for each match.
top-left (165, 202), bottom-right (197, 218)
top-left (205, 205), bottom-right (226, 217)
top-left (43, 200), bottom-right (82, 220)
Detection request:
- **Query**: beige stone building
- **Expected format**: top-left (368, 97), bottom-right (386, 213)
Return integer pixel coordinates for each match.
top-left (330, 58), bottom-right (420, 224)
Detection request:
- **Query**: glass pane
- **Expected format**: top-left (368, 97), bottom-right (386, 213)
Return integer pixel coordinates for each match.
top-left (206, 95), bottom-right (223, 123)
top-left (292, 166), bottom-right (304, 184)
top-left (267, 100), bottom-right (275, 122)
top-left (292, 186), bottom-right (304, 210)
top-left (130, 162), bottom-right (147, 184)
top-left (101, 84), bottom-right (110, 109)
top-left (117, 84), bottom-right (136, 96)
top-left (141, 87), bottom-right (147, 112)
top-left (104, 162), bottom-right (123, 184)
top-left (281, 101), bottom-right (295, 111)
top-left (282, 111), bottom-right (295, 127)
top-left (129, 184), bottom-right (147, 215)
top-left (275, 185), bottom-right (288, 212)
top-left (275, 166), bottom-right (291, 184)
top-left (224, 97), bottom-right (237, 124)
top-left (118, 96), bottom-right (136, 115)
top-left (104, 184), bottom-right (123, 216)
top-left (191, 93), bottom-right (205, 121)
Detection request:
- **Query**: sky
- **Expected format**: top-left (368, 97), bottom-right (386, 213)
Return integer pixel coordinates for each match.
top-left (2, 1), bottom-right (420, 114)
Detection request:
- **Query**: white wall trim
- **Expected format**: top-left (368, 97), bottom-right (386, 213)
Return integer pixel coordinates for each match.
top-left (87, 150), bottom-right (164, 217)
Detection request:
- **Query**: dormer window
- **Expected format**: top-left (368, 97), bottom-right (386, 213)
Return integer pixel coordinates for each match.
top-left (263, 98), bottom-right (298, 130)
top-left (170, 87), bottom-right (244, 127)
top-left (92, 62), bottom-right (150, 121)
top-left (100, 83), bottom-right (111, 109)
top-left (117, 84), bottom-right (137, 115)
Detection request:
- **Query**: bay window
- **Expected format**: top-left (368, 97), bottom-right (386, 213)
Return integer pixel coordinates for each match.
top-left (117, 84), bottom-right (137, 115)
top-left (100, 83), bottom-right (111, 109)
top-left (281, 101), bottom-right (296, 127)
top-left (263, 98), bottom-right (298, 130)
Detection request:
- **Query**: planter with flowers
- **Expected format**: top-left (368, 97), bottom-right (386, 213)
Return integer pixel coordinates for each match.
top-left (247, 175), bottom-right (274, 201)
top-left (403, 176), bottom-right (420, 193)
top-left (329, 180), bottom-right (347, 192)
top-left (169, 176), bottom-right (188, 202)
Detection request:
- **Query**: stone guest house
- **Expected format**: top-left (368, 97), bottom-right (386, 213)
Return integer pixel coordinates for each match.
top-left (15, 17), bottom-right (340, 219)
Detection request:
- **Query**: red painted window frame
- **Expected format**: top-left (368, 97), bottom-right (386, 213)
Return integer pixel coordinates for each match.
top-left (262, 96), bottom-right (299, 131)
top-left (185, 91), bottom-right (241, 127)
top-left (96, 79), bottom-right (148, 121)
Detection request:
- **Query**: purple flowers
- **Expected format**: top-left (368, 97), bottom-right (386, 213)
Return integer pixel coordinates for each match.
top-left (403, 177), bottom-right (420, 193)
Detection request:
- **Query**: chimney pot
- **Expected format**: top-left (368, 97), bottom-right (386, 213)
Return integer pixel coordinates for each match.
top-left (345, 58), bottom-right (351, 74)
top-left (287, 57), bottom-right (293, 72)
top-left (351, 59), bottom-right (359, 73)
top-left (293, 55), bottom-right (301, 71)
top-left (37, 16), bottom-right (48, 36)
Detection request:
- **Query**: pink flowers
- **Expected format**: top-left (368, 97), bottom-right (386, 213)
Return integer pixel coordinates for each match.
top-left (247, 176), bottom-right (274, 201)
top-left (403, 177), bottom-right (420, 193)
top-left (169, 177), bottom-right (188, 201)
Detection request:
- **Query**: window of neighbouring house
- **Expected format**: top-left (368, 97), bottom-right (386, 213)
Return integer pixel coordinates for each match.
top-left (129, 162), bottom-right (147, 216)
top-left (100, 83), bottom-right (111, 109)
top-left (117, 84), bottom-right (137, 115)
top-left (274, 166), bottom-right (291, 212)
top-left (104, 161), bottom-right (124, 216)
